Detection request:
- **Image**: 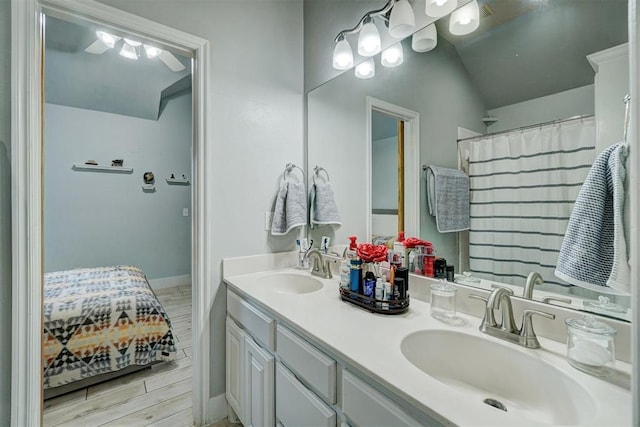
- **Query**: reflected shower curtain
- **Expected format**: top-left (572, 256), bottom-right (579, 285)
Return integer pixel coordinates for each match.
top-left (465, 117), bottom-right (596, 287)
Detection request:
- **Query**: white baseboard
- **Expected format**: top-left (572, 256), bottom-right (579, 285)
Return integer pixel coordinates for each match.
top-left (207, 394), bottom-right (228, 424)
top-left (148, 274), bottom-right (191, 290)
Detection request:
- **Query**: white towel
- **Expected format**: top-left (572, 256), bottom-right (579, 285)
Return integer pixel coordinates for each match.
top-left (426, 165), bottom-right (470, 233)
top-left (271, 179), bottom-right (307, 236)
top-left (310, 181), bottom-right (341, 228)
top-left (555, 142), bottom-right (630, 294)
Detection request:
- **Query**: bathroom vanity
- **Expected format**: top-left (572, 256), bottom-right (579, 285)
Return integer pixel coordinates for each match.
top-left (223, 252), bottom-right (631, 426)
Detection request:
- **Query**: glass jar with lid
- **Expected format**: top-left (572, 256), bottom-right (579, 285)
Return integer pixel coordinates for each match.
top-left (565, 315), bottom-right (616, 377)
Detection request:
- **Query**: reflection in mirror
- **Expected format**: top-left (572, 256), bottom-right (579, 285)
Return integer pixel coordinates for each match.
top-left (306, 0), bottom-right (630, 321)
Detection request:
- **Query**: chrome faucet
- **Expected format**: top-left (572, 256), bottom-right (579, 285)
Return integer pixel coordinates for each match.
top-left (304, 249), bottom-right (332, 279)
top-left (524, 271), bottom-right (544, 299)
top-left (470, 286), bottom-right (556, 349)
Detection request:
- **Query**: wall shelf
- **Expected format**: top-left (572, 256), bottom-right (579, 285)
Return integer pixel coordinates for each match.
top-left (142, 184), bottom-right (156, 192)
top-left (166, 178), bottom-right (190, 185)
top-left (73, 164), bottom-right (133, 173)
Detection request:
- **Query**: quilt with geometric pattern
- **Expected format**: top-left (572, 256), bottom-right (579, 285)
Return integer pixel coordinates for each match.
top-left (43, 265), bottom-right (177, 390)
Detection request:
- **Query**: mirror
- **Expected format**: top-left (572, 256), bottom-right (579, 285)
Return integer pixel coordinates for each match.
top-left (307, 0), bottom-right (630, 321)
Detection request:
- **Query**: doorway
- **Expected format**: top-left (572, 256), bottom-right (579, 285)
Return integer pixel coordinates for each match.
top-left (12, 1), bottom-right (212, 425)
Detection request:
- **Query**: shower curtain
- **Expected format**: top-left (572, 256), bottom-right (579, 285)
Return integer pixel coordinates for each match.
top-left (463, 117), bottom-right (596, 287)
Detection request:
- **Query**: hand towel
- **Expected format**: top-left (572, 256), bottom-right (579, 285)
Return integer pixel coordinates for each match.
top-left (271, 179), bottom-right (307, 236)
top-left (310, 181), bottom-right (341, 228)
top-left (555, 143), bottom-right (630, 294)
top-left (426, 165), bottom-right (470, 233)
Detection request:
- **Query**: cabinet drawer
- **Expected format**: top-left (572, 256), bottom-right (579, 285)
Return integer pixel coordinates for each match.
top-left (276, 363), bottom-right (336, 427)
top-left (277, 324), bottom-right (337, 404)
top-left (342, 370), bottom-right (422, 427)
top-left (227, 290), bottom-right (276, 351)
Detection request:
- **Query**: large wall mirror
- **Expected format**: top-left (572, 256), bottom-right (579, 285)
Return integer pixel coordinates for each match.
top-left (307, 0), bottom-right (631, 321)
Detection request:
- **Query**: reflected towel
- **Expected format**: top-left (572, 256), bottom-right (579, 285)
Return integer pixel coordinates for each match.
top-left (426, 165), bottom-right (470, 233)
top-left (555, 143), bottom-right (630, 294)
top-left (271, 180), bottom-right (307, 236)
top-left (311, 181), bottom-right (341, 228)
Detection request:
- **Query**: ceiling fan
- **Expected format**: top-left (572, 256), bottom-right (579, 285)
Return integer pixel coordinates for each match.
top-left (84, 31), bottom-right (186, 72)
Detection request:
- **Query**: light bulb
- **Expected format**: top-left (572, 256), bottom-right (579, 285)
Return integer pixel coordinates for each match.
top-left (388, 0), bottom-right (415, 39)
top-left (381, 43), bottom-right (404, 67)
top-left (119, 43), bottom-right (138, 60)
top-left (358, 18), bottom-right (381, 57)
top-left (332, 37), bottom-right (354, 70)
top-left (355, 58), bottom-right (375, 79)
top-left (425, 0), bottom-right (457, 18)
top-left (450, 0), bottom-right (480, 35)
top-left (412, 23), bottom-right (437, 53)
top-left (96, 30), bottom-right (120, 49)
top-left (144, 44), bottom-right (162, 59)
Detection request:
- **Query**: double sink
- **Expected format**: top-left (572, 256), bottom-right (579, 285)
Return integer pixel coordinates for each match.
top-left (236, 269), bottom-right (631, 425)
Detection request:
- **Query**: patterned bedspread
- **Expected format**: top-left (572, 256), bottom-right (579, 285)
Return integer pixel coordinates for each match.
top-left (43, 265), bottom-right (177, 390)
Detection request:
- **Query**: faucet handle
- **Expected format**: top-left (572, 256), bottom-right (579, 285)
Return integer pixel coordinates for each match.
top-left (520, 309), bottom-right (556, 349)
top-left (468, 294), bottom-right (488, 303)
top-left (542, 296), bottom-right (572, 306)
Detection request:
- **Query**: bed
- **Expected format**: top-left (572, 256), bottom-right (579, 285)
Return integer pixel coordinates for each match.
top-left (43, 265), bottom-right (177, 395)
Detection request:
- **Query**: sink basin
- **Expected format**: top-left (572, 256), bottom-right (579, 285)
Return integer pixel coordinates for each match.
top-left (401, 330), bottom-right (595, 425)
top-left (258, 272), bottom-right (323, 294)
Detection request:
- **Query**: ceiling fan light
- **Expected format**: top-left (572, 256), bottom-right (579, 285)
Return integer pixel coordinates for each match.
top-left (412, 23), bottom-right (438, 52)
top-left (389, 0), bottom-right (416, 39)
top-left (123, 37), bottom-right (142, 47)
top-left (381, 43), bottom-right (403, 67)
top-left (119, 43), bottom-right (139, 60)
top-left (144, 44), bottom-right (162, 59)
top-left (358, 18), bottom-right (381, 57)
top-left (355, 58), bottom-right (375, 79)
top-left (95, 30), bottom-right (120, 49)
top-left (333, 36), bottom-right (354, 70)
top-left (449, 0), bottom-right (480, 35)
top-left (425, 0), bottom-right (457, 18)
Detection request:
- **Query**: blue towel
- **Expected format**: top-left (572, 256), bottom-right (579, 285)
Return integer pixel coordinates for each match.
top-left (555, 143), bottom-right (630, 294)
top-left (426, 165), bottom-right (470, 233)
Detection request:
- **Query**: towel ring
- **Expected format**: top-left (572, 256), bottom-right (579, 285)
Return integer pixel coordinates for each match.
top-left (284, 162), bottom-right (304, 179)
top-left (313, 165), bottom-right (330, 185)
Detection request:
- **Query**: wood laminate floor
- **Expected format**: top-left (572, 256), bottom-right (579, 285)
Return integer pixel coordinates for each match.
top-left (43, 285), bottom-right (196, 427)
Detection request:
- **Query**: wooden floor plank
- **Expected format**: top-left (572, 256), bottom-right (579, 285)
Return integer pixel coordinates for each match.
top-left (144, 364), bottom-right (192, 392)
top-left (42, 388), bottom-right (86, 412)
top-left (101, 391), bottom-right (192, 427)
top-left (146, 407), bottom-right (193, 427)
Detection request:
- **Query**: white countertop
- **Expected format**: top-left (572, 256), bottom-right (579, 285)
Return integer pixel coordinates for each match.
top-left (224, 266), bottom-right (631, 426)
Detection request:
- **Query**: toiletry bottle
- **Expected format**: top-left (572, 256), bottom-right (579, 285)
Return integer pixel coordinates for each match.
top-left (349, 258), bottom-right (363, 295)
top-left (434, 257), bottom-right (447, 279)
top-left (339, 258), bottom-right (351, 290)
top-left (393, 231), bottom-right (406, 267)
top-left (395, 267), bottom-right (409, 293)
top-left (346, 236), bottom-right (358, 259)
top-left (375, 278), bottom-right (384, 309)
top-left (394, 277), bottom-right (406, 300)
top-left (382, 282), bottom-right (391, 310)
top-left (446, 265), bottom-right (455, 282)
top-left (363, 271), bottom-right (376, 302)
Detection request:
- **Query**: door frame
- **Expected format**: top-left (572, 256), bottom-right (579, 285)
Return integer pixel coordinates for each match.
top-left (365, 96), bottom-right (420, 241)
top-left (11, 0), bottom-right (213, 425)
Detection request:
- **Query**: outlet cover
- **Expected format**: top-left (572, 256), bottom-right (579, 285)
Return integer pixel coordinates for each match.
top-left (265, 211), bottom-right (274, 231)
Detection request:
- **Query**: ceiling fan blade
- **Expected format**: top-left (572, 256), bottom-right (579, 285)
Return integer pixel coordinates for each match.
top-left (84, 39), bottom-right (110, 55)
top-left (159, 50), bottom-right (186, 72)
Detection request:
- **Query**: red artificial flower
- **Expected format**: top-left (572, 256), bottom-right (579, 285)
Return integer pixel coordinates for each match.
top-left (356, 243), bottom-right (389, 263)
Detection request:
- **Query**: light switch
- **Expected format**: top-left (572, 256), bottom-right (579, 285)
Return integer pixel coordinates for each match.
top-left (183, 208), bottom-right (189, 217)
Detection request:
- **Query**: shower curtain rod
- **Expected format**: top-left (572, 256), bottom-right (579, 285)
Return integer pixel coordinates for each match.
top-left (456, 114), bottom-right (595, 143)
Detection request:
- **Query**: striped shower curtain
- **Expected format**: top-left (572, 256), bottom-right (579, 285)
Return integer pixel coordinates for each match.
top-left (465, 117), bottom-right (596, 287)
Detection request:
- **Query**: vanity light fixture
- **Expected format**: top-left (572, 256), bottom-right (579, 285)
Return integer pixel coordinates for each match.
top-left (449, 0), bottom-right (480, 35)
top-left (358, 17), bottom-right (382, 57)
top-left (355, 58), bottom-right (376, 79)
top-left (425, 0), bottom-right (458, 18)
top-left (143, 44), bottom-right (162, 59)
top-left (333, 35), bottom-right (354, 70)
top-left (96, 30), bottom-right (121, 49)
top-left (412, 23), bottom-right (438, 52)
top-left (381, 43), bottom-right (404, 67)
top-left (388, 0), bottom-right (416, 39)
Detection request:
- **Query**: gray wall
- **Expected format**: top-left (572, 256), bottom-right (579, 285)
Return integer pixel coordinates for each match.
top-left (97, 0), bottom-right (304, 402)
top-left (308, 37), bottom-right (486, 266)
top-left (372, 136), bottom-right (397, 210)
top-left (44, 93), bottom-right (192, 280)
top-left (0, 0), bottom-right (10, 423)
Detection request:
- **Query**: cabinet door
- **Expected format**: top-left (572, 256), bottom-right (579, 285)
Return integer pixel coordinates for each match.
top-left (276, 362), bottom-right (336, 427)
top-left (245, 335), bottom-right (275, 427)
top-left (226, 317), bottom-right (247, 423)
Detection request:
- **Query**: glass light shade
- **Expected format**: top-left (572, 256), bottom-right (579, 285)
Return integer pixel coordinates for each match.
top-left (425, 0), bottom-right (457, 18)
top-left (123, 38), bottom-right (142, 47)
top-left (96, 31), bottom-right (120, 49)
top-left (449, 0), bottom-right (480, 35)
top-left (358, 19), bottom-right (381, 57)
top-left (411, 23), bottom-right (437, 52)
top-left (144, 44), bottom-right (162, 59)
top-left (381, 43), bottom-right (404, 67)
top-left (333, 38), bottom-right (354, 70)
top-left (389, 0), bottom-right (416, 39)
top-left (119, 43), bottom-right (138, 60)
top-left (355, 58), bottom-right (375, 79)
